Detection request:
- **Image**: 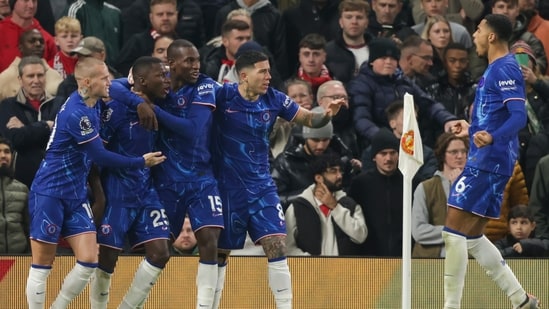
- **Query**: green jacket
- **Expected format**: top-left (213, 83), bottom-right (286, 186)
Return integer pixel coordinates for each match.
top-left (0, 176), bottom-right (29, 253)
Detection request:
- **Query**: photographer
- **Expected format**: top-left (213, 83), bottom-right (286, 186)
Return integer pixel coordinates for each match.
top-left (272, 111), bottom-right (361, 211)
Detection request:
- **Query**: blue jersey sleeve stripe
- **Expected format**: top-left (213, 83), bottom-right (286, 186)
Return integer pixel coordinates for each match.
top-left (77, 134), bottom-right (99, 145)
top-left (193, 101), bottom-right (216, 110)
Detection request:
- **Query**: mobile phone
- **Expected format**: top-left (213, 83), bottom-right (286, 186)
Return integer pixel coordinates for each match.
top-left (515, 53), bottom-right (529, 66)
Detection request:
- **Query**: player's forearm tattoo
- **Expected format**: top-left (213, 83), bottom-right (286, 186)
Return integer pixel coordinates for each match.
top-left (310, 111), bottom-right (331, 128)
top-left (261, 236), bottom-right (287, 259)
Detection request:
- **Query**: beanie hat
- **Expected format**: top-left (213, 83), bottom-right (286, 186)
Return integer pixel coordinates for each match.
top-left (370, 128), bottom-right (399, 160)
top-left (235, 40), bottom-right (263, 59)
top-left (302, 107), bottom-right (333, 139)
top-left (9, 0), bottom-right (16, 11)
top-left (368, 38), bottom-right (401, 64)
top-left (510, 40), bottom-right (536, 67)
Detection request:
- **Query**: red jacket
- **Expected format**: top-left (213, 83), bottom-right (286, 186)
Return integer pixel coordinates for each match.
top-left (528, 14), bottom-right (549, 75)
top-left (0, 17), bottom-right (57, 72)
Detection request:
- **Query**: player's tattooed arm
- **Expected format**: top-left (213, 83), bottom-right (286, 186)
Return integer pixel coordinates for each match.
top-left (293, 107), bottom-right (331, 128)
top-left (260, 235), bottom-right (288, 259)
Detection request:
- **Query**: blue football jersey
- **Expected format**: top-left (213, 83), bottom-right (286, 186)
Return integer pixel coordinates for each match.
top-left (468, 53), bottom-right (526, 176)
top-left (153, 74), bottom-right (219, 184)
top-left (212, 83), bottom-right (300, 189)
top-left (31, 92), bottom-right (101, 199)
top-left (100, 99), bottom-right (156, 204)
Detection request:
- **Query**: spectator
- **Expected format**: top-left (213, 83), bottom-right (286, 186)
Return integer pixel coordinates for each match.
top-left (215, 0), bottom-right (288, 78)
top-left (325, 0), bottom-right (373, 84)
top-left (529, 154), bottom-right (549, 240)
top-left (151, 35), bottom-right (174, 65)
top-left (271, 114), bottom-right (337, 208)
top-left (295, 33), bottom-right (332, 96)
top-left (0, 56), bottom-right (61, 189)
top-left (65, 0), bottom-right (122, 66)
top-left (360, 100), bottom-right (438, 187)
top-left (425, 42), bottom-right (475, 120)
top-left (411, 132), bottom-right (468, 258)
top-left (49, 16), bottom-right (82, 79)
top-left (519, 0), bottom-right (549, 75)
top-left (172, 216), bottom-right (199, 255)
top-left (269, 78), bottom-right (312, 158)
top-left (54, 36), bottom-right (121, 109)
top-left (348, 37), bottom-right (458, 148)
top-left (285, 153), bottom-right (367, 256)
top-left (510, 41), bottom-right (549, 172)
top-left (0, 137), bottom-right (30, 254)
top-left (200, 19), bottom-right (252, 83)
top-left (0, 0), bottom-right (10, 20)
top-left (485, 162), bottom-right (529, 242)
top-left (411, 0), bottom-right (473, 49)
top-left (367, 0), bottom-right (415, 44)
top-left (316, 80), bottom-right (360, 158)
top-left (421, 15), bottom-right (454, 78)
top-left (122, 0), bottom-right (204, 48)
top-left (116, 0), bottom-right (178, 76)
top-left (0, 0), bottom-right (57, 72)
top-left (412, 0), bottom-right (484, 34)
top-left (398, 35), bottom-right (435, 90)
top-left (0, 29), bottom-right (62, 101)
top-left (494, 205), bottom-right (549, 257)
top-left (283, 0), bottom-right (341, 76)
top-left (347, 128), bottom-right (403, 256)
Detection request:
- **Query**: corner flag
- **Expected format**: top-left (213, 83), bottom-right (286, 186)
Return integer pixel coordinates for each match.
top-left (398, 93), bottom-right (424, 178)
top-left (398, 93), bottom-right (423, 309)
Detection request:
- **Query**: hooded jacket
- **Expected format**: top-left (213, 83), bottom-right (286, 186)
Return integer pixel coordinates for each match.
top-left (0, 175), bottom-right (29, 253)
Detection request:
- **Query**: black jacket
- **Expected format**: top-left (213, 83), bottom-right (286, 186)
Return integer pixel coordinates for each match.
top-left (122, 0), bottom-right (204, 47)
top-left (347, 169), bottom-right (404, 256)
top-left (214, 1), bottom-right (287, 78)
top-left (0, 91), bottom-right (62, 188)
top-left (325, 32), bottom-right (373, 85)
top-left (282, 0), bottom-right (341, 76)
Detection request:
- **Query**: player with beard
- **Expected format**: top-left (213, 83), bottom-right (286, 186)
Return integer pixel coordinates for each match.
top-left (0, 137), bottom-right (29, 254)
top-left (284, 152), bottom-right (367, 256)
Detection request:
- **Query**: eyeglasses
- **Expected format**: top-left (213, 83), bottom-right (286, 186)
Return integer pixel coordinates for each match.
top-left (446, 149), bottom-right (467, 156)
top-left (412, 53), bottom-right (434, 61)
top-left (321, 95), bottom-right (348, 101)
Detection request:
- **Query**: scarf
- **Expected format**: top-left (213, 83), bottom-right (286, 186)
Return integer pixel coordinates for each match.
top-left (298, 64), bottom-right (332, 92)
top-left (236, 0), bottom-right (270, 13)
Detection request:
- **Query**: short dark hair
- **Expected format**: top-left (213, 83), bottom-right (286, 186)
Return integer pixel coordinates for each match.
top-left (310, 152), bottom-right (343, 180)
top-left (167, 39), bottom-right (196, 59)
top-left (338, 0), bottom-right (370, 16)
top-left (385, 100), bottom-right (404, 121)
top-left (235, 50), bottom-right (268, 74)
top-left (433, 132), bottom-right (469, 170)
top-left (508, 204), bottom-right (535, 222)
top-left (18, 55), bottom-right (46, 77)
top-left (132, 56), bottom-right (163, 78)
top-left (484, 14), bottom-right (513, 42)
top-left (443, 42), bottom-right (468, 57)
top-left (0, 137), bottom-right (12, 152)
top-left (221, 19), bottom-right (250, 37)
top-left (299, 33), bottom-right (326, 50)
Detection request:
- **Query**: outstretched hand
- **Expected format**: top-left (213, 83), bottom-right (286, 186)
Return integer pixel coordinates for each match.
top-left (143, 151), bottom-right (166, 167)
top-left (325, 99), bottom-right (344, 117)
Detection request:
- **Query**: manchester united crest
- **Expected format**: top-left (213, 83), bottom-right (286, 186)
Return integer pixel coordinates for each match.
top-left (401, 130), bottom-right (414, 155)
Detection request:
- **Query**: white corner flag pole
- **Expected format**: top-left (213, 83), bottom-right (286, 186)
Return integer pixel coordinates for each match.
top-left (398, 93), bottom-right (424, 309)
